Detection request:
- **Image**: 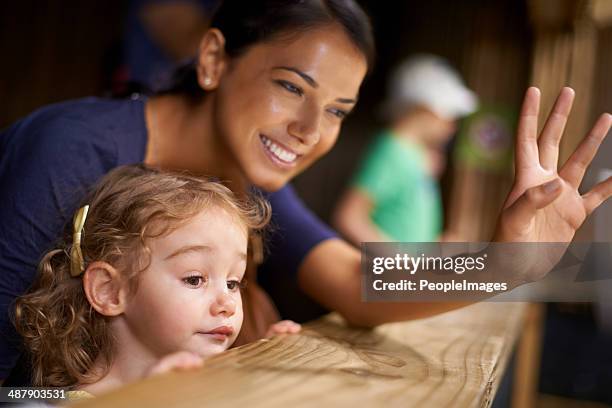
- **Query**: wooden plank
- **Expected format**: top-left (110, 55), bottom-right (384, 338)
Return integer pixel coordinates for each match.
top-left (72, 303), bottom-right (526, 408)
top-left (511, 303), bottom-right (545, 408)
top-left (591, 0), bottom-right (612, 26)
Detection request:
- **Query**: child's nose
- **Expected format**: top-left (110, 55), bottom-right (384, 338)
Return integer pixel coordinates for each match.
top-left (210, 291), bottom-right (236, 317)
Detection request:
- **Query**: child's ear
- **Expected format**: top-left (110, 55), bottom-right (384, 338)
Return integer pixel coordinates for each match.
top-left (83, 261), bottom-right (128, 316)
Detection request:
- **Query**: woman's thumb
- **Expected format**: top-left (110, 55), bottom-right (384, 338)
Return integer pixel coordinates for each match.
top-left (505, 178), bottom-right (563, 223)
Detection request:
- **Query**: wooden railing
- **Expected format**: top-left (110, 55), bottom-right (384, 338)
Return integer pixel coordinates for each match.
top-left (74, 302), bottom-right (525, 408)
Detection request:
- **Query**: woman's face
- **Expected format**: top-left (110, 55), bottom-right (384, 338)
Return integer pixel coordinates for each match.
top-left (211, 25), bottom-right (368, 191)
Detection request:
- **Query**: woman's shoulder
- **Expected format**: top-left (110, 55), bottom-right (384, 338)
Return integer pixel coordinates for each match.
top-left (1, 96), bottom-right (148, 164)
top-left (4, 96), bottom-right (146, 136)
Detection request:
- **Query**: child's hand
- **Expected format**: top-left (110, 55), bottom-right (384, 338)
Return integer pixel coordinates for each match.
top-left (146, 351), bottom-right (204, 378)
top-left (265, 320), bottom-right (301, 338)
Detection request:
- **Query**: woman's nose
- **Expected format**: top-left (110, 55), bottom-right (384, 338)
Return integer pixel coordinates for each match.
top-left (288, 105), bottom-right (322, 147)
top-left (210, 291), bottom-right (236, 317)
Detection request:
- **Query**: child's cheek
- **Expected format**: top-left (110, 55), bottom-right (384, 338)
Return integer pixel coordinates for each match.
top-left (232, 304), bottom-right (245, 343)
top-left (159, 292), bottom-right (201, 332)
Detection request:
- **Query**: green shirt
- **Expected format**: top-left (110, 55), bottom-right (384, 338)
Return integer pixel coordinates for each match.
top-left (353, 131), bottom-right (443, 242)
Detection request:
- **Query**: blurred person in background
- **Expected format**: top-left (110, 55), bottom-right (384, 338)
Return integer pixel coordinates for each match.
top-left (120, 0), bottom-right (219, 92)
top-left (333, 55), bottom-right (477, 243)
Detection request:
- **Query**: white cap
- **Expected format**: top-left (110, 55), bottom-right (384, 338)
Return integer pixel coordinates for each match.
top-left (384, 54), bottom-right (478, 120)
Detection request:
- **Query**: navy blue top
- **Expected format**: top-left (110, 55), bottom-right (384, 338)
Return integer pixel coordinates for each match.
top-left (0, 97), bottom-right (336, 377)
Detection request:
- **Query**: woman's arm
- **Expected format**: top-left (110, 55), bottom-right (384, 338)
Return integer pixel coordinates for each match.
top-left (297, 238), bottom-right (470, 327)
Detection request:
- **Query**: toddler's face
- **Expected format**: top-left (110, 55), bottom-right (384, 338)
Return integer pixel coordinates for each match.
top-left (122, 206), bottom-right (247, 359)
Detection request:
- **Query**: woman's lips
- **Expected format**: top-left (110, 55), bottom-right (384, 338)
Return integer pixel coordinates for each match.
top-left (259, 134), bottom-right (300, 169)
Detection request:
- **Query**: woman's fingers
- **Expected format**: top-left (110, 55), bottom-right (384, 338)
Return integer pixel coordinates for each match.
top-left (538, 87), bottom-right (575, 170)
top-left (559, 113), bottom-right (612, 188)
top-left (503, 179), bottom-right (564, 231)
top-left (583, 176), bottom-right (612, 216)
top-left (515, 87), bottom-right (541, 175)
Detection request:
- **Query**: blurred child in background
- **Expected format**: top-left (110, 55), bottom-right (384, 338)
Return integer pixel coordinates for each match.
top-left (14, 165), bottom-right (299, 397)
top-left (333, 55), bottom-right (477, 243)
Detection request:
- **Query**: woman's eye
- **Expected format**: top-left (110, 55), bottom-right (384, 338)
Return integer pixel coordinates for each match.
top-left (276, 80), bottom-right (304, 97)
top-left (183, 275), bottom-right (205, 288)
top-left (328, 108), bottom-right (348, 120)
top-left (227, 279), bottom-right (246, 292)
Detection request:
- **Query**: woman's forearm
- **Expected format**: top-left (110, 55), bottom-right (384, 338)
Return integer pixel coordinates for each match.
top-left (298, 239), bottom-right (536, 327)
top-left (298, 239), bottom-right (474, 327)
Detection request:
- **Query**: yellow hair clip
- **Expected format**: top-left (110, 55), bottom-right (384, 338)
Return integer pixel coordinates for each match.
top-left (70, 205), bottom-right (89, 277)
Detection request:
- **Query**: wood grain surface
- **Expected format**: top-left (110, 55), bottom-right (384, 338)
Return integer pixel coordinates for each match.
top-left (72, 302), bottom-right (526, 408)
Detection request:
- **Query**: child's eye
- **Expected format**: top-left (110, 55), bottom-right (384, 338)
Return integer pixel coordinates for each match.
top-left (183, 275), bottom-right (206, 288)
top-left (227, 279), bottom-right (247, 292)
top-left (275, 80), bottom-right (304, 97)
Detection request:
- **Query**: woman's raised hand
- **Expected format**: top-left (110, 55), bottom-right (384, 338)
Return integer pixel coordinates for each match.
top-left (494, 87), bottom-right (611, 245)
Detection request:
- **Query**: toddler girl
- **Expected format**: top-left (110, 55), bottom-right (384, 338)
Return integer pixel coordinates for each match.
top-left (14, 165), bottom-right (300, 396)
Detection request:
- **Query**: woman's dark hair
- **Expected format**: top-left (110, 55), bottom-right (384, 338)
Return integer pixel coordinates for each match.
top-left (161, 0), bottom-right (375, 96)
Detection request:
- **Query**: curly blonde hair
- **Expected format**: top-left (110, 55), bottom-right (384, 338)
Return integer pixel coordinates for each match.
top-left (13, 165), bottom-right (270, 387)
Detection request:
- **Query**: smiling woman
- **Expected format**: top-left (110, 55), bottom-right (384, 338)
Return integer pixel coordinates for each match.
top-left (147, 3), bottom-right (372, 192)
top-left (1, 0), bottom-right (611, 387)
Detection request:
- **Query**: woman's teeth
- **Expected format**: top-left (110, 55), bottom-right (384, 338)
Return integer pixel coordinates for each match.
top-left (261, 135), bottom-right (297, 163)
